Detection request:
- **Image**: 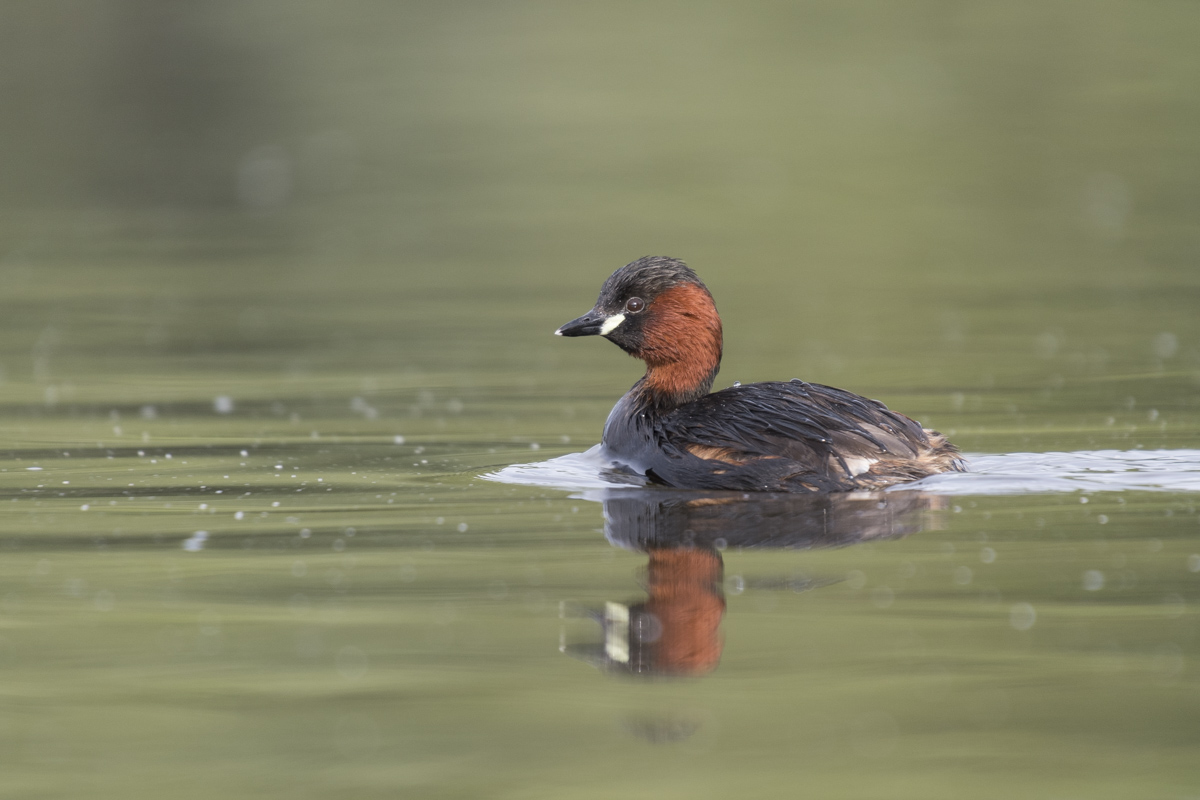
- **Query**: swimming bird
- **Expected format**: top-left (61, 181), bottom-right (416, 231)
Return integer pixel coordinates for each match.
top-left (555, 256), bottom-right (965, 491)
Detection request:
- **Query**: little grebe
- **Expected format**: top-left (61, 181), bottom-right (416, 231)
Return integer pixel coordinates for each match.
top-left (556, 256), bottom-right (965, 492)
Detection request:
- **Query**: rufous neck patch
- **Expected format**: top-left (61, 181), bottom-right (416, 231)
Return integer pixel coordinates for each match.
top-left (639, 283), bottom-right (723, 404)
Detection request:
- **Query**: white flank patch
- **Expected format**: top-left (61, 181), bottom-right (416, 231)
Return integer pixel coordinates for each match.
top-left (599, 313), bottom-right (626, 336)
top-left (844, 457), bottom-right (877, 477)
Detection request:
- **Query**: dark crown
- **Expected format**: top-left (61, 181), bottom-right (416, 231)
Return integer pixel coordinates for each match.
top-left (599, 256), bottom-right (708, 304)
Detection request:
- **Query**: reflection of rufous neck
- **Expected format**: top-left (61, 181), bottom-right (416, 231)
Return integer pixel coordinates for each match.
top-left (644, 548), bottom-right (726, 675)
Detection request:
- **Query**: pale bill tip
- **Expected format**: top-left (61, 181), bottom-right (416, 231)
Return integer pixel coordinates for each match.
top-left (554, 328), bottom-right (564, 336)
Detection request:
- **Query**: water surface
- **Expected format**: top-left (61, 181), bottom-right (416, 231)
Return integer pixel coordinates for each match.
top-left (2, 3), bottom-right (1200, 798)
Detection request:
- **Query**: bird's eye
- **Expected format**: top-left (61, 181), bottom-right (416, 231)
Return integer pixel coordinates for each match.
top-left (625, 297), bottom-right (645, 313)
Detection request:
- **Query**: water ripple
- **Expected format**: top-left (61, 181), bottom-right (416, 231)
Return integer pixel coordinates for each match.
top-left (486, 448), bottom-right (1200, 496)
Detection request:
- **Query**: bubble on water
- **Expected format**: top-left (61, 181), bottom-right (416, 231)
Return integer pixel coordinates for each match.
top-left (1097, 515), bottom-right (1108, 524)
top-left (1034, 332), bottom-right (1061, 358)
top-left (335, 645), bottom-right (368, 680)
top-left (980, 547), bottom-right (996, 564)
top-left (1187, 554), bottom-right (1200, 573)
top-left (713, 537), bottom-right (727, 551)
top-left (197, 610), bottom-right (222, 636)
top-left (299, 528), bottom-right (311, 538)
top-left (457, 522), bottom-right (468, 533)
top-left (871, 587), bottom-right (895, 608)
top-left (1152, 643), bottom-right (1184, 679)
top-left (92, 590), bottom-right (115, 611)
top-left (727, 574), bottom-right (745, 595)
top-left (237, 144), bottom-right (292, 210)
top-left (182, 531), bottom-right (209, 552)
top-left (530, 442), bottom-right (540, 451)
top-left (140, 405), bottom-right (157, 420)
top-left (1083, 570), bottom-right (1105, 591)
top-left (291, 561), bottom-right (307, 578)
top-left (1083, 172), bottom-right (1131, 239)
top-left (846, 570), bottom-right (868, 591)
top-left (332, 539), bottom-right (346, 552)
top-left (80, 504), bottom-right (89, 511)
top-left (1010, 602), bottom-right (1037, 631)
top-left (288, 593), bottom-right (311, 617)
top-left (1152, 332), bottom-right (1178, 360)
top-left (26, 466), bottom-right (42, 471)
top-left (240, 450), bottom-right (249, 457)
top-left (393, 435), bottom-right (405, 444)
top-left (953, 566), bottom-right (973, 585)
top-left (213, 395), bottom-right (235, 414)
top-left (234, 511), bottom-right (245, 521)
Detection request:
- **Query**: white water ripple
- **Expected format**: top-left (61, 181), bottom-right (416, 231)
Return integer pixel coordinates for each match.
top-left (486, 448), bottom-right (1200, 496)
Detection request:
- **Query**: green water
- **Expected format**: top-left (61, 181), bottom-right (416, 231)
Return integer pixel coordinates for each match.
top-left (3, 2), bottom-right (1200, 798)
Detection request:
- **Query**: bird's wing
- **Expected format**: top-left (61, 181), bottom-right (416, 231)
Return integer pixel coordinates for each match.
top-left (651, 380), bottom-right (930, 489)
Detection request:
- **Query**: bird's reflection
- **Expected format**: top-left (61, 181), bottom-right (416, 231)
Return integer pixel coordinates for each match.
top-left (563, 489), bottom-right (943, 677)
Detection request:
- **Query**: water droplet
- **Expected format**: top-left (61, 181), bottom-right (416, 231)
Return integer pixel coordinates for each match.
top-left (335, 646), bottom-right (369, 680)
top-left (92, 591), bottom-right (115, 611)
top-left (1152, 332), bottom-right (1178, 360)
top-left (182, 531), bottom-right (209, 552)
top-left (1083, 570), bottom-right (1105, 591)
top-left (1010, 603), bottom-right (1036, 631)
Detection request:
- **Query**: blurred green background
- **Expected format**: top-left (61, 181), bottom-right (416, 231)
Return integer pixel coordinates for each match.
top-left (4, 1), bottom-right (1198, 444)
top-left (1, 3), bottom-right (1199, 798)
